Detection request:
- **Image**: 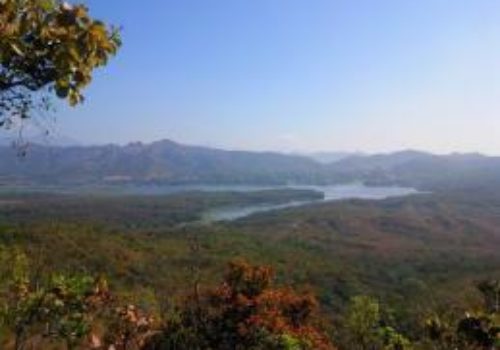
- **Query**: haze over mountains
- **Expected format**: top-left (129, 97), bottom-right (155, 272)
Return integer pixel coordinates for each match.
top-left (1, 139), bottom-right (500, 191)
top-left (304, 152), bottom-right (362, 164)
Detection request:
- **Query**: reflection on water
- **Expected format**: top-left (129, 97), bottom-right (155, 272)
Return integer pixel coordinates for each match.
top-left (204, 183), bottom-right (419, 222)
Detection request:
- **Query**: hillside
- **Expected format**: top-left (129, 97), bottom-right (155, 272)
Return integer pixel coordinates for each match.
top-left (0, 140), bottom-right (322, 185)
top-left (0, 188), bottom-right (498, 347)
top-left (2, 140), bottom-right (500, 191)
top-left (328, 150), bottom-right (500, 190)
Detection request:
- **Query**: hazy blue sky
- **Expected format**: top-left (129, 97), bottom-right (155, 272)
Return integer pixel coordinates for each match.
top-left (53, 1), bottom-right (500, 153)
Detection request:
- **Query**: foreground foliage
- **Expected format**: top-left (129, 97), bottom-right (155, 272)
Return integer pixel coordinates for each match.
top-left (0, 0), bottom-right (120, 128)
top-left (0, 248), bottom-right (498, 349)
top-left (153, 260), bottom-right (334, 350)
top-left (0, 252), bottom-right (335, 349)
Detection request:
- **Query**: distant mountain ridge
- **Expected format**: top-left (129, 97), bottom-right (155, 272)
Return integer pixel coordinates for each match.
top-left (305, 151), bottom-right (362, 164)
top-left (1, 139), bottom-right (500, 190)
top-left (329, 150), bottom-right (500, 190)
top-left (0, 139), bottom-right (323, 186)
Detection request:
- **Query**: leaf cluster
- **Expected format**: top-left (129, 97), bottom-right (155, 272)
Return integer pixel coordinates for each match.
top-left (0, 0), bottom-right (120, 127)
top-left (153, 259), bottom-right (335, 350)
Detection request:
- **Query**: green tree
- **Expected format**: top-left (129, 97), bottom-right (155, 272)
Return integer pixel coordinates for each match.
top-left (1, 267), bottom-right (112, 349)
top-left (478, 280), bottom-right (500, 314)
top-left (0, 248), bottom-right (156, 350)
top-left (424, 281), bottom-right (500, 350)
top-left (344, 296), bottom-right (381, 350)
top-left (342, 296), bottom-right (411, 350)
top-left (0, 0), bottom-right (120, 129)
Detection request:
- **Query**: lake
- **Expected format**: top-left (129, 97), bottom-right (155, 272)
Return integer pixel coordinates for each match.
top-left (201, 183), bottom-right (419, 221)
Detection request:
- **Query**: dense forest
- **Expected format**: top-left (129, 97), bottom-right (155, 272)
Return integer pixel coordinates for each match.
top-left (0, 188), bottom-right (498, 349)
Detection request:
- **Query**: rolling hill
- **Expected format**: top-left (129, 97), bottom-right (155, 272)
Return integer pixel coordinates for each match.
top-left (2, 140), bottom-right (500, 190)
top-left (0, 139), bottom-right (322, 185)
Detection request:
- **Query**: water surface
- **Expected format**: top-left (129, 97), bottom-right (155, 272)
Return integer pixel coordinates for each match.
top-left (203, 183), bottom-right (418, 221)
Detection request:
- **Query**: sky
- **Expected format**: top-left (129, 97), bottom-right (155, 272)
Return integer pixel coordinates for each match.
top-left (51, 1), bottom-right (500, 154)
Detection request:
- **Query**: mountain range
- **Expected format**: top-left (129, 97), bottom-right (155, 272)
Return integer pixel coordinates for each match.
top-left (1, 139), bottom-right (500, 191)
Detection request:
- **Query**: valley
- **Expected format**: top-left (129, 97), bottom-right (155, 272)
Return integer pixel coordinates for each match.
top-left (1, 1), bottom-right (499, 347)
top-left (0, 142), bottom-right (499, 348)
top-left (0, 182), bottom-right (499, 335)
